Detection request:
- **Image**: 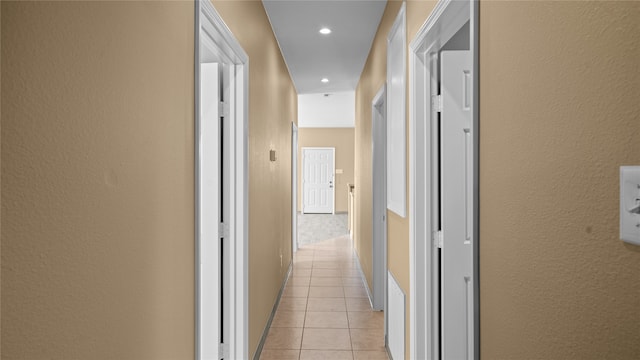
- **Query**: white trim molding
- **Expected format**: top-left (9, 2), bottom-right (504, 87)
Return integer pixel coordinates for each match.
top-left (409, 1), bottom-right (479, 359)
top-left (371, 84), bottom-right (387, 312)
top-left (195, 1), bottom-right (249, 359)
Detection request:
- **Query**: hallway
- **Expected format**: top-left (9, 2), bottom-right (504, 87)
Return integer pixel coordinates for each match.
top-left (3, 1), bottom-right (640, 359)
top-left (260, 235), bottom-right (388, 360)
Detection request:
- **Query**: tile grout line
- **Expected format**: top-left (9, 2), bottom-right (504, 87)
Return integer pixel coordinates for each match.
top-left (289, 235), bottom-right (386, 359)
top-left (299, 249), bottom-right (310, 359)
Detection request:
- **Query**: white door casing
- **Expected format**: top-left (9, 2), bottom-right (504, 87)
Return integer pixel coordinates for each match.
top-left (302, 148), bottom-right (335, 214)
top-left (372, 85), bottom-right (387, 311)
top-left (409, 1), bottom-right (478, 359)
top-left (196, 1), bottom-right (249, 359)
top-left (440, 50), bottom-right (474, 360)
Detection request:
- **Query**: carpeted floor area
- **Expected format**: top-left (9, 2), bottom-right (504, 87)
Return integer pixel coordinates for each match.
top-left (297, 213), bottom-right (348, 246)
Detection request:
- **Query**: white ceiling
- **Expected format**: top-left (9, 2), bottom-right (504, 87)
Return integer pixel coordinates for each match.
top-left (263, 0), bottom-right (387, 94)
top-left (298, 91), bottom-right (355, 128)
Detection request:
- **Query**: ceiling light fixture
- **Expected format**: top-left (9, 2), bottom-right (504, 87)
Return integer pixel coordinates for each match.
top-left (321, 78), bottom-right (329, 83)
top-left (319, 27), bottom-right (332, 35)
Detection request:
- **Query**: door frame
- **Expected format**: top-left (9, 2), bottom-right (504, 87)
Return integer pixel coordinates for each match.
top-left (371, 84), bottom-right (387, 312)
top-left (301, 147), bottom-right (336, 215)
top-left (195, 1), bottom-right (249, 359)
top-left (409, 0), bottom-right (479, 359)
top-left (292, 123), bottom-right (299, 253)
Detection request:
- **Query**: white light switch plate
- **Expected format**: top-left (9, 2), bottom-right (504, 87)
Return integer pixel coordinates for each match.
top-left (620, 166), bottom-right (640, 245)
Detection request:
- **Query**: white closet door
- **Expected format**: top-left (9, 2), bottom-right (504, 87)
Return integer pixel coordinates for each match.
top-left (200, 62), bottom-right (222, 360)
top-left (440, 50), bottom-right (474, 360)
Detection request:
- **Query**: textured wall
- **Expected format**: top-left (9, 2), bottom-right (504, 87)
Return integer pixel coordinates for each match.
top-left (354, 1), bottom-right (435, 358)
top-left (354, 0), bottom-right (401, 302)
top-left (2, 2), bottom-right (195, 358)
top-left (212, 1), bottom-right (298, 357)
top-left (480, 1), bottom-right (640, 358)
top-left (2, 1), bottom-right (297, 358)
top-left (0, 3), bottom-right (3, 354)
top-left (298, 128), bottom-right (355, 213)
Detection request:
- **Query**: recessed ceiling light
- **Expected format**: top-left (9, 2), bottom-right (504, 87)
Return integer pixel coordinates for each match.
top-left (321, 78), bottom-right (329, 83)
top-left (319, 27), bottom-right (332, 35)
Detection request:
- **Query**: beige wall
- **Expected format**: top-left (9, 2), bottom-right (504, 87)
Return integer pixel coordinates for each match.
top-left (354, 1), bottom-right (435, 358)
top-left (355, 0), bottom-right (400, 297)
top-left (2, 1), bottom-right (296, 359)
top-left (2, 2), bottom-right (196, 358)
top-left (0, 5), bottom-right (2, 357)
top-left (5, 1), bottom-right (638, 359)
top-left (0, 3), bottom-right (3, 354)
top-left (480, 2), bottom-right (640, 358)
top-left (362, 2), bottom-right (640, 358)
top-left (298, 128), bottom-right (354, 213)
top-left (209, 1), bottom-right (297, 357)
top-left (354, 0), bottom-right (400, 354)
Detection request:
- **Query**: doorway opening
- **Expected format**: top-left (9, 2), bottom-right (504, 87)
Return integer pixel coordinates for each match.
top-left (195, 1), bottom-right (248, 359)
top-left (371, 84), bottom-right (387, 312)
top-left (371, 83), bottom-right (390, 360)
top-left (292, 123), bottom-right (299, 254)
top-left (409, 0), bottom-right (478, 359)
top-left (294, 123), bottom-right (355, 248)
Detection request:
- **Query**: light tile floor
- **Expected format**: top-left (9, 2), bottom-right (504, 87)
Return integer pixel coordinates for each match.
top-left (260, 235), bottom-right (389, 360)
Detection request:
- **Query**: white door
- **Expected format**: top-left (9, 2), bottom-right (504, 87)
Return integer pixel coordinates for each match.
top-left (200, 62), bottom-right (231, 360)
top-left (302, 148), bottom-right (335, 214)
top-left (440, 50), bottom-right (474, 360)
top-left (219, 62), bottom-right (232, 359)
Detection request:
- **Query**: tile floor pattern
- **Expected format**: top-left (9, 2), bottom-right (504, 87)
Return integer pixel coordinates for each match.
top-left (260, 235), bottom-right (389, 360)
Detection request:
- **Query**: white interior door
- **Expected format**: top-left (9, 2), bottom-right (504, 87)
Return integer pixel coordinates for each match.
top-left (219, 62), bottom-right (231, 359)
top-left (440, 50), bottom-right (474, 360)
top-left (302, 148), bottom-right (335, 214)
top-left (200, 62), bottom-right (231, 360)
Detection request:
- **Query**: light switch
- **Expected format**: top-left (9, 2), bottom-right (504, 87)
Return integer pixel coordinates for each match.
top-left (620, 166), bottom-right (640, 245)
top-left (336, 169), bottom-right (343, 174)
